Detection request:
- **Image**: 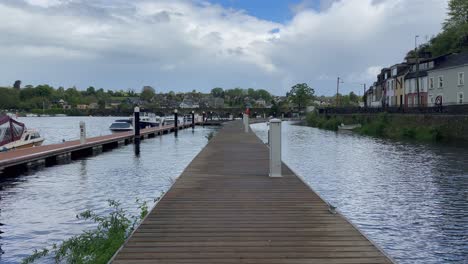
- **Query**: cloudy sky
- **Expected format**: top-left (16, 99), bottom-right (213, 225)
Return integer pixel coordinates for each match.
top-left (0, 0), bottom-right (448, 95)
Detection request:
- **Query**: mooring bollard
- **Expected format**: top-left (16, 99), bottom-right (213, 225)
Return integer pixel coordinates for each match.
top-left (191, 111), bottom-right (195, 129)
top-left (79, 121), bottom-right (86, 144)
top-left (174, 109), bottom-right (178, 135)
top-left (269, 119), bottom-right (282, 177)
top-left (243, 113), bottom-right (249, 133)
top-left (202, 111), bottom-right (206, 127)
top-left (134, 106), bottom-right (140, 143)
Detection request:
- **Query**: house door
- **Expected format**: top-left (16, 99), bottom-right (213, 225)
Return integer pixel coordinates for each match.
top-left (400, 95), bottom-right (403, 107)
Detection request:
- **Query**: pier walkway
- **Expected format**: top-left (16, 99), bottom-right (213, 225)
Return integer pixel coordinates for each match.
top-left (0, 123), bottom-right (194, 176)
top-left (111, 121), bottom-right (393, 263)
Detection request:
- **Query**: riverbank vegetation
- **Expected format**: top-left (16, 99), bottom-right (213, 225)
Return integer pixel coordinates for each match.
top-left (306, 113), bottom-right (446, 142)
top-left (22, 199), bottom-right (148, 264)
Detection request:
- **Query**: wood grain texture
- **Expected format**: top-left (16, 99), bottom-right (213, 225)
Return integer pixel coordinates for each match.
top-left (111, 121), bottom-right (393, 264)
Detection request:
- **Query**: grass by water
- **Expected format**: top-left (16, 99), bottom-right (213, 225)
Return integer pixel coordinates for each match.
top-left (306, 112), bottom-right (445, 142)
top-left (22, 199), bottom-right (149, 264)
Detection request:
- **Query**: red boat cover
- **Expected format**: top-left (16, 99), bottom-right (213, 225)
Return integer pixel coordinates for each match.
top-left (0, 115), bottom-right (25, 146)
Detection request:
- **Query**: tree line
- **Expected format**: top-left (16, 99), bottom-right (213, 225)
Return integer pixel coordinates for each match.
top-left (411, 0), bottom-right (467, 57)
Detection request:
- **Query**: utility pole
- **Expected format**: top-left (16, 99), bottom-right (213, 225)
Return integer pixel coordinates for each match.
top-left (362, 83), bottom-right (367, 107)
top-left (415, 35), bottom-right (421, 107)
top-left (336, 77), bottom-right (340, 107)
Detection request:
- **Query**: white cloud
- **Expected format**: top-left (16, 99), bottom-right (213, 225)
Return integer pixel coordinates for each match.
top-left (0, 0), bottom-right (448, 95)
top-left (24, 0), bottom-right (68, 8)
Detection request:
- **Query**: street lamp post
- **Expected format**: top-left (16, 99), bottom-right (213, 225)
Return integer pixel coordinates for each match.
top-left (362, 83), bottom-right (367, 108)
top-left (415, 35), bottom-right (421, 108)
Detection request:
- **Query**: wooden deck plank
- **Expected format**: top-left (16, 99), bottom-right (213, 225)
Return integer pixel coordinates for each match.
top-left (111, 121), bottom-right (394, 263)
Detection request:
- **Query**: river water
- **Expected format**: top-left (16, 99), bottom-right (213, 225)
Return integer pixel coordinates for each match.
top-left (0, 118), bottom-right (467, 263)
top-left (14, 116), bottom-right (129, 144)
top-left (251, 122), bottom-right (467, 264)
top-left (0, 117), bottom-right (218, 263)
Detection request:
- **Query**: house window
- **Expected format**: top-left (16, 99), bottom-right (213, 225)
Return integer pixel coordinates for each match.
top-left (438, 76), bottom-right (444, 88)
top-left (459, 72), bottom-right (465, 86)
top-left (458, 92), bottom-right (464, 104)
top-left (429, 77), bottom-right (434, 89)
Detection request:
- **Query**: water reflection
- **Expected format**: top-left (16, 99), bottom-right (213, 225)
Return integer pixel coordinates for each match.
top-left (0, 125), bottom-right (217, 263)
top-left (134, 141), bottom-right (140, 156)
top-left (252, 122), bottom-right (468, 264)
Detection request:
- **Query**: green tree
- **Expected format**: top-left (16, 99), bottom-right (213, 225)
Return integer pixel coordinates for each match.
top-left (444, 0), bottom-right (468, 30)
top-left (210, 87), bottom-right (224, 98)
top-left (415, 0), bottom-right (468, 57)
top-left (140, 86), bottom-right (155, 102)
top-left (287, 83), bottom-right (315, 111)
top-left (225, 88), bottom-right (244, 106)
top-left (349, 91), bottom-right (359, 103)
top-left (257, 89), bottom-right (272, 102)
top-left (13, 80), bottom-right (21, 89)
top-left (64, 87), bottom-right (82, 106)
top-left (86, 86), bottom-right (96, 95)
top-left (98, 99), bottom-right (106, 110)
top-left (127, 88), bottom-right (136, 97)
top-left (0, 88), bottom-right (20, 109)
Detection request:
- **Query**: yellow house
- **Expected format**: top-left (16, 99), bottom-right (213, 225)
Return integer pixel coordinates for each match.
top-left (391, 64), bottom-right (409, 107)
top-left (395, 75), bottom-right (405, 107)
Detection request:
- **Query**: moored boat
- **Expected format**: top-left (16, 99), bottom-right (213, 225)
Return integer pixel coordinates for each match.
top-left (139, 112), bottom-right (164, 128)
top-left (0, 116), bottom-right (44, 151)
top-left (338, 123), bottom-right (362, 131)
top-left (109, 112), bottom-right (164, 132)
top-left (109, 119), bottom-right (134, 132)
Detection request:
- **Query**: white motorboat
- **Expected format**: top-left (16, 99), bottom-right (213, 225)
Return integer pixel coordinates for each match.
top-left (139, 112), bottom-right (164, 128)
top-left (109, 119), bottom-right (134, 132)
top-left (0, 116), bottom-right (44, 151)
top-left (109, 112), bottom-right (164, 132)
top-left (338, 123), bottom-right (362, 131)
top-left (164, 116), bottom-right (184, 126)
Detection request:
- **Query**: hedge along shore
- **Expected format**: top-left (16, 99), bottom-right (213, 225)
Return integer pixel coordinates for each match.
top-left (305, 112), bottom-right (468, 143)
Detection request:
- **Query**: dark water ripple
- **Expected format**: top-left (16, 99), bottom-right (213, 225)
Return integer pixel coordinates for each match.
top-left (252, 122), bottom-right (468, 264)
top-left (0, 118), bottom-right (217, 263)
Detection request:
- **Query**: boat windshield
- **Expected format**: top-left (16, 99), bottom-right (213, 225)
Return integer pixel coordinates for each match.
top-left (0, 116), bottom-right (25, 146)
top-left (110, 122), bottom-right (131, 129)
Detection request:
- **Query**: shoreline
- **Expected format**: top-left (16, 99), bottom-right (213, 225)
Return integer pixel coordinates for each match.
top-left (304, 112), bottom-right (468, 144)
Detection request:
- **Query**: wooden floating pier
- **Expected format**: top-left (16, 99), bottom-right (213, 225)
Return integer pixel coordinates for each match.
top-left (111, 121), bottom-right (394, 264)
top-left (0, 123), bottom-right (197, 177)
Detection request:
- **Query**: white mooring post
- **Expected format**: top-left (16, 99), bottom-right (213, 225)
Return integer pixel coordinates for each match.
top-left (79, 121), bottom-right (86, 144)
top-left (243, 113), bottom-right (249, 133)
top-left (269, 119), bottom-right (282, 177)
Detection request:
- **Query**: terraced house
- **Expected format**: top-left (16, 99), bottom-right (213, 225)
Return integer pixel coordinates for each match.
top-left (366, 51), bottom-right (468, 108)
top-left (404, 57), bottom-right (430, 107)
top-left (427, 52), bottom-right (468, 106)
top-left (391, 63), bottom-right (409, 107)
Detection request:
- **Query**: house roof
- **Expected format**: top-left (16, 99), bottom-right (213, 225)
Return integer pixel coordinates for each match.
top-left (429, 52), bottom-right (468, 71)
top-left (405, 71), bottom-right (428, 79)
